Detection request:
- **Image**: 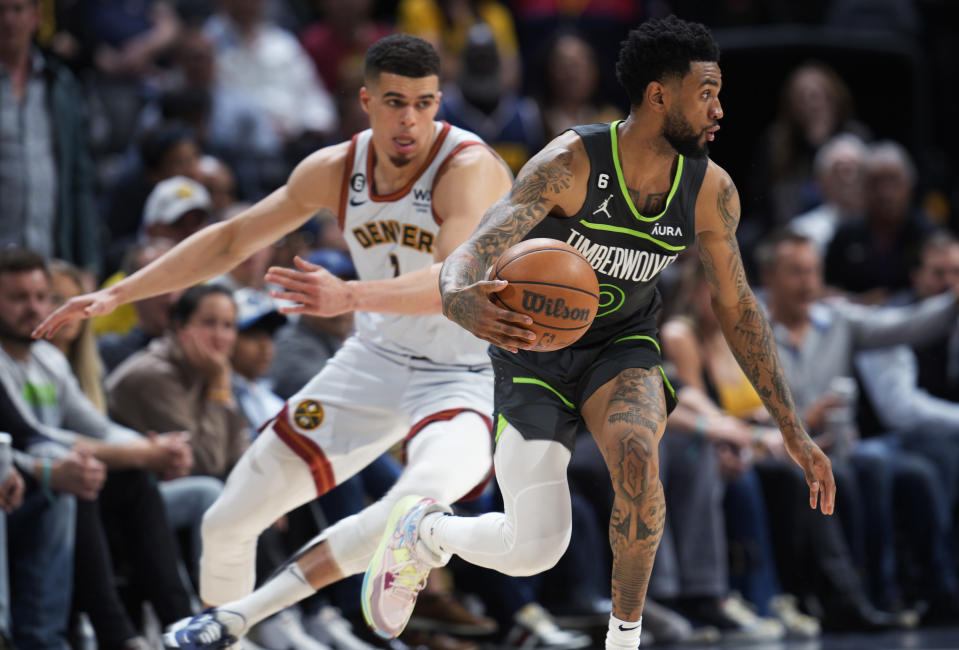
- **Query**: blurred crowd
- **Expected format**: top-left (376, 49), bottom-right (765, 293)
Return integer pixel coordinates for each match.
top-left (2, 0), bottom-right (959, 649)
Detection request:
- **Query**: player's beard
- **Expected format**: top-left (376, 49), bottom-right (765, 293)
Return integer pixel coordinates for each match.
top-left (388, 155), bottom-right (413, 168)
top-left (663, 108), bottom-right (708, 159)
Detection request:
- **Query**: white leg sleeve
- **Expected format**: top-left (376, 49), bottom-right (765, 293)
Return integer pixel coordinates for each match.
top-left (325, 411), bottom-right (493, 576)
top-left (200, 430), bottom-right (318, 605)
top-left (428, 424), bottom-right (573, 576)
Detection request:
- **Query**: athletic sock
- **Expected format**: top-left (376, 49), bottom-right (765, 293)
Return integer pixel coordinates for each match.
top-left (220, 563), bottom-right (316, 632)
top-left (606, 613), bottom-right (642, 649)
top-left (419, 511), bottom-right (451, 558)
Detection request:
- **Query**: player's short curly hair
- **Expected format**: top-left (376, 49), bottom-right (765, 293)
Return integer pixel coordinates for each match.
top-left (365, 34), bottom-right (441, 81)
top-left (616, 15), bottom-right (720, 107)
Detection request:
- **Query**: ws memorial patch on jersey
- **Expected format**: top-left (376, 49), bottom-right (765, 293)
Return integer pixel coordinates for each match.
top-left (293, 399), bottom-right (325, 431)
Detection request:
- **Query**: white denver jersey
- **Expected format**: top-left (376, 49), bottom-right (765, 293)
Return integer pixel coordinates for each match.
top-left (338, 121), bottom-right (491, 366)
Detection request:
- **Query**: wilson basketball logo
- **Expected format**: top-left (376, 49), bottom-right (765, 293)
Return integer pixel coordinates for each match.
top-left (521, 290), bottom-right (592, 323)
top-left (293, 400), bottom-right (324, 430)
top-left (491, 238), bottom-right (599, 350)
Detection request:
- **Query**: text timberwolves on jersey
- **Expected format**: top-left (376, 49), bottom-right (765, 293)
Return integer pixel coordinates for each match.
top-left (520, 121), bottom-right (708, 344)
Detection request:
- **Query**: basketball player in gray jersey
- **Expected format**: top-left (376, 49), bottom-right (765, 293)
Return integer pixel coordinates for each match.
top-left (363, 16), bottom-right (836, 650)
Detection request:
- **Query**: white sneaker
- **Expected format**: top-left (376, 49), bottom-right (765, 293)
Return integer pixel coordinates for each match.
top-left (252, 609), bottom-right (333, 650)
top-left (769, 594), bottom-right (820, 638)
top-left (720, 593), bottom-right (786, 643)
top-left (504, 603), bottom-right (591, 649)
top-left (362, 496), bottom-right (451, 639)
top-left (302, 607), bottom-right (378, 650)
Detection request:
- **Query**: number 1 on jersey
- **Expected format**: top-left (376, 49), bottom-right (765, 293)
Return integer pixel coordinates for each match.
top-left (389, 253), bottom-right (400, 277)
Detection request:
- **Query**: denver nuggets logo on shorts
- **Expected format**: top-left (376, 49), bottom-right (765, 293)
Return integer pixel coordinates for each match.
top-left (293, 400), bottom-right (324, 431)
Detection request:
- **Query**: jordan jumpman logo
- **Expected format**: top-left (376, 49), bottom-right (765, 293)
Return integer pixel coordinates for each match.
top-left (593, 194), bottom-right (614, 219)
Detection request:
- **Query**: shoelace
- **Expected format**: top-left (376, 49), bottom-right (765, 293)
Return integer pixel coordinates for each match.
top-left (193, 616), bottom-right (224, 644)
top-left (386, 553), bottom-right (429, 601)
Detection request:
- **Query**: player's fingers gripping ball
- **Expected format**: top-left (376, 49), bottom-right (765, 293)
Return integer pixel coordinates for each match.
top-left (490, 238), bottom-right (599, 351)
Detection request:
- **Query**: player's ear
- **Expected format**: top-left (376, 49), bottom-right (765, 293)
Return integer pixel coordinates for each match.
top-left (646, 81), bottom-right (667, 113)
top-left (359, 86), bottom-right (371, 115)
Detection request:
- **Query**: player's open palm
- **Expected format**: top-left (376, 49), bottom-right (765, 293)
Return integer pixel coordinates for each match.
top-left (33, 289), bottom-right (119, 340)
top-left (784, 434), bottom-right (836, 515)
top-left (266, 256), bottom-right (352, 317)
top-left (442, 280), bottom-right (535, 353)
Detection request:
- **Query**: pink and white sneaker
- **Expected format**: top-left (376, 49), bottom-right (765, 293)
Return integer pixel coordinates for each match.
top-left (361, 495), bottom-right (451, 639)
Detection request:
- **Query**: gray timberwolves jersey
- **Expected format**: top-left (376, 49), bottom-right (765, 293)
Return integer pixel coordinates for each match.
top-left (527, 120), bottom-right (708, 346)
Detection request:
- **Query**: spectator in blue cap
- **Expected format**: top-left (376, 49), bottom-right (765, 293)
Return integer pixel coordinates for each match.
top-left (231, 288), bottom-right (287, 431)
top-left (269, 249), bottom-right (356, 401)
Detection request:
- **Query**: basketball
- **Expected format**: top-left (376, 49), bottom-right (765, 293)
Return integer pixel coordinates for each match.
top-left (490, 238), bottom-right (599, 351)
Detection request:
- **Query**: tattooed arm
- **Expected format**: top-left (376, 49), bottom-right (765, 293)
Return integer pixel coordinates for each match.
top-left (694, 163), bottom-right (835, 514)
top-left (439, 132), bottom-right (588, 352)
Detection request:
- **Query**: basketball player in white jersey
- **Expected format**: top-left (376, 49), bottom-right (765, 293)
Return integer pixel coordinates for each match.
top-left (34, 34), bottom-right (513, 648)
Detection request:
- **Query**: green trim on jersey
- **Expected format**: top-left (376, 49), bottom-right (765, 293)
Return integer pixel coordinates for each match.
top-left (658, 365), bottom-right (676, 402)
top-left (513, 377), bottom-right (576, 409)
top-left (576, 220), bottom-right (688, 252)
top-left (609, 120), bottom-right (684, 223)
top-left (495, 414), bottom-right (509, 443)
top-left (613, 334), bottom-right (662, 353)
top-left (611, 336), bottom-right (675, 399)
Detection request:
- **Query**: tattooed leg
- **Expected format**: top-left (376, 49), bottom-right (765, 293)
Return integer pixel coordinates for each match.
top-left (583, 367), bottom-right (668, 621)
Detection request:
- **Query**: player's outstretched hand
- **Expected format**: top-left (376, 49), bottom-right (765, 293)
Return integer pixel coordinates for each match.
top-left (32, 289), bottom-right (119, 340)
top-left (442, 280), bottom-right (536, 353)
top-left (785, 434), bottom-right (836, 514)
top-left (266, 256), bottom-right (352, 317)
